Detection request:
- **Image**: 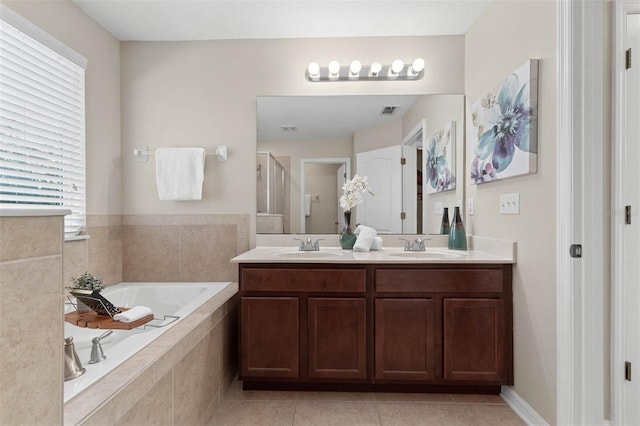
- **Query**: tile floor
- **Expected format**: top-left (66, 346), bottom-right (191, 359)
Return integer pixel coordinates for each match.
top-left (210, 380), bottom-right (525, 425)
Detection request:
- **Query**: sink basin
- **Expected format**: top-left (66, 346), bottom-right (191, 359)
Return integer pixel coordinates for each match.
top-left (388, 250), bottom-right (468, 259)
top-left (275, 250), bottom-right (345, 259)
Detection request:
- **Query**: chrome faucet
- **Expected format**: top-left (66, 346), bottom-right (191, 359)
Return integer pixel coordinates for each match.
top-left (89, 330), bottom-right (113, 364)
top-left (293, 237), bottom-right (323, 251)
top-left (399, 237), bottom-right (430, 251)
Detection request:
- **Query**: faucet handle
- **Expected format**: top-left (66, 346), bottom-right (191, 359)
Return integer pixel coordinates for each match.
top-left (399, 238), bottom-right (411, 250)
top-left (293, 237), bottom-right (305, 250)
top-left (312, 238), bottom-right (324, 250)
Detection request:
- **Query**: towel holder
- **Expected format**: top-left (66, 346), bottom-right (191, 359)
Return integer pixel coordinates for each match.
top-left (133, 146), bottom-right (228, 162)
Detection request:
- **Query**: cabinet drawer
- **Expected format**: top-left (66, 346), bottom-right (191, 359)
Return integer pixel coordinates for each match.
top-left (242, 268), bottom-right (366, 293)
top-left (375, 268), bottom-right (503, 293)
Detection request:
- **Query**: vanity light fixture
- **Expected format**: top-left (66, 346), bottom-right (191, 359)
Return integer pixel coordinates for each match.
top-left (305, 58), bottom-right (424, 82)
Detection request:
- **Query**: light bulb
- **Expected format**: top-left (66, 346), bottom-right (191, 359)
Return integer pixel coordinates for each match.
top-left (391, 59), bottom-right (404, 75)
top-left (369, 62), bottom-right (382, 77)
top-left (328, 60), bottom-right (340, 78)
top-left (307, 62), bottom-right (320, 78)
top-left (411, 58), bottom-right (425, 74)
top-left (349, 60), bottom-right (362, 76)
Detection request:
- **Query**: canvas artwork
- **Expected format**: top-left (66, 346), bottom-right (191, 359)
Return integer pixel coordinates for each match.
top-left (469, 60), bottom-right (539, 184)
top-left (424, 121), bottom-right (456, 194)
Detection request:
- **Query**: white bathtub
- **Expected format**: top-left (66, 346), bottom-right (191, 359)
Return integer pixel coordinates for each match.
top-left (63, 281), bottom-right (233, 402)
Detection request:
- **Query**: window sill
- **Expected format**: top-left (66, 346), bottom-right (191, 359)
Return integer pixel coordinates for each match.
top-left (65, 234), bottom-right (90, 242)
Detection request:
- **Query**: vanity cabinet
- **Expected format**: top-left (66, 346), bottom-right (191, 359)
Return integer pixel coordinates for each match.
top-left (238, 262), bottom-right (512, 392)
top-left (239, 266), bottom-right (368, 382)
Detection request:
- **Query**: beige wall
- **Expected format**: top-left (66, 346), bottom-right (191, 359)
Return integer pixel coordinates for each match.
top-left (304, 163), bottom-right (341, 233)
top-left (121, 35), bottom-right (465, 244)
top-left (464, 1), bottom-right (556, 423)
top-left (354, 119), bottom-right (402, 155)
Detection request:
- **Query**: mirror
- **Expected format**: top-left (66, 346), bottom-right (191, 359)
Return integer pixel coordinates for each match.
top-left (257, 94), bottom-right (464, 235)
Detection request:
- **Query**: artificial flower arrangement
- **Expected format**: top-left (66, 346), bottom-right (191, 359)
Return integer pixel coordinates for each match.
top-left (339, 174), bottom-right (374, 211)
top-left (66, 272), bottom-right (105, 292)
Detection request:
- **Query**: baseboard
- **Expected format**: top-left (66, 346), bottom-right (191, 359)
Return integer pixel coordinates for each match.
top-left (500, 386), bottom-right (549, 425)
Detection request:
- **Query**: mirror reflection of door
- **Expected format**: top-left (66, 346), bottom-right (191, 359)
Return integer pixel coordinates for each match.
top-left (337, 164), bottom-right (346, 232)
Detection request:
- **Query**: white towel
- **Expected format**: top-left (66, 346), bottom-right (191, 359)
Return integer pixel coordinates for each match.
top-left (370, 237), bottom-right (383, 251)
top-left (113, 306), bottom-right (153, 323)
top-left (304, 194), bottom-right (311, 217)
top-left (353, 225), bottom-right (377, 252)
top-left (156, 147), bottom-right (206, 200)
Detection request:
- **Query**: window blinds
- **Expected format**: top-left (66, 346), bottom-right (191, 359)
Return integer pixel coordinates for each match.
top-left (0, 17), bottom-right (86, 234)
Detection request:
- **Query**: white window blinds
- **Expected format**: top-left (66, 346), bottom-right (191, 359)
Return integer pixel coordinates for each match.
top-left (0, 14), bottom-right (86, 234)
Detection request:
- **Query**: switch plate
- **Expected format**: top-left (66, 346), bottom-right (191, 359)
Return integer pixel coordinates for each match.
top-left (468, 198), bottom-right (475, 215)
top-left (434, 201), bottom-right (443, 215)
top-left (500, 193), bottom-right (520, 214)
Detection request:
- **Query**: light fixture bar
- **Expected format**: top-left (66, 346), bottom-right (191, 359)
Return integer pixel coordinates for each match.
top-left (305, 59), bottom-right (424, 82)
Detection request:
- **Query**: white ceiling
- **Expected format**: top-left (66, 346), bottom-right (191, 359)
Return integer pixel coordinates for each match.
top-left (257, 95), bottom-right (418, 141)
top-left (72, 0), bottom-right (490, 42)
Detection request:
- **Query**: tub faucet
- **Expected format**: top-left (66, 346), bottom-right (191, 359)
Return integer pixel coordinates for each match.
top-left (89, 330), bottom-right (113, 364)
top-left (293, 237), bottom-right (323, 251)
top-left (399, 237), bottom-right (430, 251)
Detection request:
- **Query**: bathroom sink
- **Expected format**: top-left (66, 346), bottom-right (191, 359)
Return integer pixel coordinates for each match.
top-left (275, 250), bottom-right (345, 259)
top-left (388, 250), bottom-right (468, 259)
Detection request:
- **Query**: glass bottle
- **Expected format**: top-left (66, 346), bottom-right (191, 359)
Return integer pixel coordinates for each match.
top-left (339, 210), bottom-right (357, 249)
top-left (448, 206), bottom-right (467, 250)
top-left (440, 207), bottom-right (450, 235)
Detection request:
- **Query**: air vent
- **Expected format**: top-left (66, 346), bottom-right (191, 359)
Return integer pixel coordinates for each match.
top-left (380, 105), bottom-right (400, 115)
top-left (281, 125), bottom-right (297, 131)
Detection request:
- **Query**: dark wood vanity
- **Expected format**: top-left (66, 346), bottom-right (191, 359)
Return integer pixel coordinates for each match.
top-left (238, 262), bottom-right (513, 394)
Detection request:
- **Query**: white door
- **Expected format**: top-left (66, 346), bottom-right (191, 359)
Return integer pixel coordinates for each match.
top-left (614, 10), bottom-right (640, 425)
top-left (356, 145), bottom-right (402, 233)
top-left (401, 120), bottom-right (425, 234)
top-left (337, 163), bottom-right (346, 232)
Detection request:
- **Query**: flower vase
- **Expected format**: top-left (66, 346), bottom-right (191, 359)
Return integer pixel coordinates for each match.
top-left (440, 207), bottom-right (450, 235)
top-left (339, 211), bottom-right (357, 249)
top-left (448, 206), bottom-right (467, 250)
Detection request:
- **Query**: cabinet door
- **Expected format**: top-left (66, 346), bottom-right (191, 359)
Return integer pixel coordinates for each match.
top-left (308, 298), bottom-right (367, 379)
top-left (374, 298), bottom-right (435, 381)
top-left (443, 298), bottom-right (504, 382)
top-left (241, 297), bottom-right (299, 378)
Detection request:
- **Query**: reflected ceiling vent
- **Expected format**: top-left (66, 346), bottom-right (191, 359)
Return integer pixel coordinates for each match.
top-left (380, 106), bottom-right (400, 115)
top-left (281, 125), bottom-right (297, 131)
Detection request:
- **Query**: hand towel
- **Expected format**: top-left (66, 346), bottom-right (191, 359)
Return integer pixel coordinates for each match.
top-left (156, 147), bottom-right (206, 200)
top-left (304, 194), bottom-right (311, 217)
top-left (113, 306), bottom-right (153, 323)
top-left (353, 225), bottom-right (377, 252)
top-left (370, 236), bottom-right (383, 251)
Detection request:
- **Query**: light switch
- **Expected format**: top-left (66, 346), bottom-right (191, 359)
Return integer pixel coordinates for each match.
top-left (434, 201), bottom-right (443, 215)
top-left (500, 193), bottom-right (520, 214)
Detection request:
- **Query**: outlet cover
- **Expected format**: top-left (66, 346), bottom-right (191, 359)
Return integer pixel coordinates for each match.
top-left (468, 198), bottom-right (475, 215)
top-left (434, 201), bottom-right (443, 215)
top-left (500, 193), bottom-right (520, 214)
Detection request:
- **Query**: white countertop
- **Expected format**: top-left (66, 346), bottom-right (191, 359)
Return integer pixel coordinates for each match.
top-left (231, 246), bottom-right (515, 264)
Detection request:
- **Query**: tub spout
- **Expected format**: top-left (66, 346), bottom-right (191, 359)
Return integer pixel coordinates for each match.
top-left (89, 330), bottom-right (112, 364)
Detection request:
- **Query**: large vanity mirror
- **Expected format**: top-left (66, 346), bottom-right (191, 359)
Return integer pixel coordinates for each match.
top-left (256, 94), bottom-right (464, 235)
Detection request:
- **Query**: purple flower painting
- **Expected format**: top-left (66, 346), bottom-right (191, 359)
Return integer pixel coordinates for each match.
top-left (425, 121), bottom-right (456, 194)
top-left (469, 60), bottom-right (538, 184)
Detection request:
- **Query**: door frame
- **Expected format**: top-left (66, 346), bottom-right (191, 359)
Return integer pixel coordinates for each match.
top-left (556, 1), bottom-right (605, 424)
top-left (401, 118), bottom-right (426, 234)
top-left (300, 157), bottom-right (351, 234)
top-left (611, 1), bottom-right (640, 424)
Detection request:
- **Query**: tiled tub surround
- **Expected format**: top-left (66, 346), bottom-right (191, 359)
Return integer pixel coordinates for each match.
top-left (0, 209), bottom-right (68, 425)
top-left (64, 282), bottom-right (239, 425)
top-left (122, 214), bottom-right (249, 282)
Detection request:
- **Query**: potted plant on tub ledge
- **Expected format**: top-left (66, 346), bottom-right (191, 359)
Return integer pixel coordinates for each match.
top-left (67, 273), bottom-right (119, 316)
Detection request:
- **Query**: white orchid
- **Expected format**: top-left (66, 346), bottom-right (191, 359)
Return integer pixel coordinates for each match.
top-left (339, 174), bottom-right (374, 211)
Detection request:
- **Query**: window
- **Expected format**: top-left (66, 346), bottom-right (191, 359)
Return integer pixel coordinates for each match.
top-left (0, 6), bottom-right (87, 234)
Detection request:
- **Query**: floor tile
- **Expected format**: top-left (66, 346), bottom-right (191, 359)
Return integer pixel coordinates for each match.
top-left (223, 379), bottom-right (298, 401)
top-left (451, 393), bottom-right (506, 404)
top-left (293, 401), bottom-right (381, 426)
top-left (377, 402), bottom-right (477, 426)
top-left (210, 400), bottom-right (296, 426)
top-left (470, 404), bottom-right (526, 425)
top-left (374, 392), bottom-right (455, 403)
top-left (297, 391), bottom-right (376, 402)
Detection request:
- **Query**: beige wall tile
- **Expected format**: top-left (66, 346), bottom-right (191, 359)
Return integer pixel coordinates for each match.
top-left (115, 372), bottom-right (173, 426)
top-left (87, 215), bottom-right (122, 227)
top-left (63, 239), bottom-right (88, 288)
top-left (180, 224), bottom-right (237, 281)
top-left (0, 216), bottom-right (62, 261)
top-left (0, 256), bottom-right (63, 426)
top-left (174, 331), bottom-right (221, 425)
top-left (88, 224), bottom-right (123, 285)
top-left (122, 225), bottom-right (179, 281)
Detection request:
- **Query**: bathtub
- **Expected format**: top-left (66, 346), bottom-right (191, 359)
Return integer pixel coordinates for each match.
top-left (63, 281), bottom-right (233, 403)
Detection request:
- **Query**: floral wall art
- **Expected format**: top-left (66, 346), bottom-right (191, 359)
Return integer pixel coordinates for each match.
top-left (424, 121), bottom-right (456, 194)
top-left (469, 60), bottom-right (539, 184)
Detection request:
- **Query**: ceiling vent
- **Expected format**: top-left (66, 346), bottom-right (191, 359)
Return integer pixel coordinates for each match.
top-left (281, 125), bottom-right (297, 131)
top-left (380, 105), bottom-right (400, 115)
